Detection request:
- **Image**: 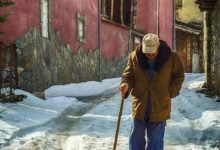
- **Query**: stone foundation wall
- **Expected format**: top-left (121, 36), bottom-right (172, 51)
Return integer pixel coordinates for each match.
top-left (16, 28), bottom-right (127, 92)
top-left (210, 0), bottom-right (220, 96)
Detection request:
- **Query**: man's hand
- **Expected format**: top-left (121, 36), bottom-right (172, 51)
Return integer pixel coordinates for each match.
top-left (119, 83), bottom-right (128, 97)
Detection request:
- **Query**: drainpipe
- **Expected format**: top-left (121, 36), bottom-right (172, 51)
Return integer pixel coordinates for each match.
top-left (0, 45), bottom-right (2, 93)
top-left (157, 0), bottom-right (160, 35)
top-left (98, 0), bottom-right (102, 81)
top-left (173, 0), bottom-right (176, 50)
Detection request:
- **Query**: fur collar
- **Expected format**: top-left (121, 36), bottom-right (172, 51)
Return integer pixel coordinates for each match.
top-left (135, 40), bottom-right (171, 72)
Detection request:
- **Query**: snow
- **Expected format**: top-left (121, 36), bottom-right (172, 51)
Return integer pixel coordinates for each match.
top-left (45, 78), bottom-right (121, 98)
top-left (0, 74), bottom-right (220, 150)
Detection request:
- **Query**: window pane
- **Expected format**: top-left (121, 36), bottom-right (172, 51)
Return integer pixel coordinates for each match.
top-left (134, 37), bottom-right (141, 44)
top-left (113, 0), bottom-right (121, 23)
top-left (78, 21), bottom-right (83, 38)
top-left (123, 0), bottom-right (131, 26)
top-left (105, 0), bottom-right (111, 18)
top-left (176, 0), bottom-right (183, 7)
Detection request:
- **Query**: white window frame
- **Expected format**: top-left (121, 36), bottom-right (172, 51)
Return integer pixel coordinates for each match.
top-left (41, 0), bottom-right (49, 38)
top-left (77, 13), bottom-right (85, 43)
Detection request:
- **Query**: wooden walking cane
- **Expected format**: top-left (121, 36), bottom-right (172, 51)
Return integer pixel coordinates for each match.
top-left (113, 95), bottom-right (125, 150)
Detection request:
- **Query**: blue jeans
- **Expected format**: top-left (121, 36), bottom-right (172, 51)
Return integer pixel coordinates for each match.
top-left (129, 115), bottom-right (166, 150)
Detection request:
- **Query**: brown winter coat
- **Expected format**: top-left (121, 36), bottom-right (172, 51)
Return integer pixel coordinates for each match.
top-left (121, 41), bottom-right (184, 122)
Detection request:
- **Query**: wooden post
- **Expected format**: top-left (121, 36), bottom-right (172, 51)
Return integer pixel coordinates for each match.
top-left (9, 45), bottom-right (13, 95)
top-left (98, 0), bottom-right (102, 81)
top-left (120, 0), bottom-right (124, 24)
top-left (102, 0), bottom-right (106, 15)
top-left (0, 44), bottom-right (3, 94)
top-left (111, 0), bottom-right (114, 20)
top-left (190, 35), bottom-right (193, 72)
top-left (206, 12), bottom-right (212, 90)
top-left (185, 32), bottom-right (188, 72)
top-left (130, 0), bottom-right (134, 27)
top-left (202, 11), bottom-right (212, 89)
top-left (13, 44), bottom-right (18, 88)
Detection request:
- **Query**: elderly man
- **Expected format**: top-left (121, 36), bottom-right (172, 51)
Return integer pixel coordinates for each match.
top-left (119, 33), bottom-right (184, 150)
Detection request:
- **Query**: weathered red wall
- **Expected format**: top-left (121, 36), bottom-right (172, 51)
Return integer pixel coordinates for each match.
top-left (0, 0), bottom-right (98, 53)
top-left (136, 0), bottom-right (157, 34)
top-left (136, 0), bottom-right (173, 49)
top-left (51, 0), bottom-right (98, 53)
top-left (0, 0), bottom-right (40, 44)
top-left (0, 0), bottom-right (173, 56)
top-left (159, 0), bottom-right (173, 49)
top-left (101, 20), bottom-right (129, 59)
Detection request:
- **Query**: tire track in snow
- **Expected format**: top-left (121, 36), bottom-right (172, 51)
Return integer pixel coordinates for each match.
top-left (1, 88), bottom-right (120, 150)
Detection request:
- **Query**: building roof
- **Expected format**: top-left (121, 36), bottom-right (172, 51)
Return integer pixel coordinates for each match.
top-left (175, 21), bottom-right (202, 35)
top-left (195, 0), bottom-right (217, 11)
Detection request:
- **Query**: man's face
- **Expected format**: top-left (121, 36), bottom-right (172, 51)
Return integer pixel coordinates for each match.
top-left (144, 48), bottom-right (158, 60)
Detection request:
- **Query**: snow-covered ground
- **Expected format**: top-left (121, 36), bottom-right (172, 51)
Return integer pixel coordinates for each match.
top-left (0, 73), bottom-right (220, 150)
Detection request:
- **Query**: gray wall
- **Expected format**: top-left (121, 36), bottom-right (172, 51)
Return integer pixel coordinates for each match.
top-left (209, 0), bottom-right (220, 95)
top-left (16, 28), bottom-right (127, 92)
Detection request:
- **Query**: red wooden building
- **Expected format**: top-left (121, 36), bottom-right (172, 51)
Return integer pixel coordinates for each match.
top-left (0, 0), bottom-right (174, 92)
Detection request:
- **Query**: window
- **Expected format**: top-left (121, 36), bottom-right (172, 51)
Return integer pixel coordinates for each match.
top-left (132, 35), bottom-right (141, 50)
top-left (40, 0), bottom-right (49, 38)
top-left (130, 29), bottom-right (144, 50)
top-left (77, 13), bottom-right (85, 43)
top-left (101, 0), bottom-right (134, 27)
top-left (176, 0), bottom-right (183, 8)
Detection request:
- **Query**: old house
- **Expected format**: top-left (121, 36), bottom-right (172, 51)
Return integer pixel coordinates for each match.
top-left (0, 0), bottom-right (173, 93)
top-left (175, 0), bottom-right (203, 72)
top-left (195, 0), bottom-right (220, 96)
